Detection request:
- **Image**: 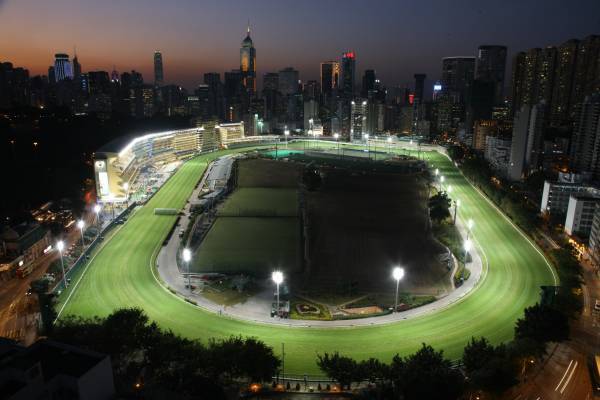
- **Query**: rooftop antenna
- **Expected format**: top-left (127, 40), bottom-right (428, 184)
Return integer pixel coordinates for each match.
top-left (247, 19), bottom-right (250, 35)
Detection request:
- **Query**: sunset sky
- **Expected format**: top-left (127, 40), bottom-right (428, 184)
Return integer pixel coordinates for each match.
top-left (1, 0), bottom-right (599, 90)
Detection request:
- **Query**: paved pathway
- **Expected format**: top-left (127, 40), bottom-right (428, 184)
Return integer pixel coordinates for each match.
top-left (157, 155), bottom-right (485, 328)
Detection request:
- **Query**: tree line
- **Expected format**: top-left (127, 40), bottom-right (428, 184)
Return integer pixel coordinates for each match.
top-left (316, 301), bottom-right (569, 399)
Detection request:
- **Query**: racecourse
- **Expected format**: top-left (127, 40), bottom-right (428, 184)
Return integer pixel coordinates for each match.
top-left (57, 142), bottom-right (557, 374)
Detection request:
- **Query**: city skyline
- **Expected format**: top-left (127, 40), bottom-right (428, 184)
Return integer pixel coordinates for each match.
top-left (1, 0), bottom-right (599, 91)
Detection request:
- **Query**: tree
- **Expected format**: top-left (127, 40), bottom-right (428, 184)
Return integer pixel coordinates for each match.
top-left (398, 344), bottom-right (465, 400)
top-left (462, 337), bottom-right (496, 374)
top-left (429, 192), bottom-right (451, 223)
top-left (303, 167), bottom-right (322, 191)
top-left (359, 357), bottom-right (389, 384)
top-left (447, 145), bottom-right (465, 161)
top-left (469, 348), bottom-right (517, 394)
top-left (316, 352), bottom-right (359, 389)
top-left (515, 303), bottom-right (569, 343)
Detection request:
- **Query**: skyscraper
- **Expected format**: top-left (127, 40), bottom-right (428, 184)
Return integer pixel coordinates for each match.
top-left (361, 69), bottom-right (376, 98)
top-left (240, 25), bottom-right (256, 95)
top-left (54, 53), bottom-right (73, 82)
top-left (154, 51), bottom-right (164, 87)
top-left (341, 51), bottom-right (356, 99)
top-left (320, 61), bottom-right (339, 98)
top-left (413, 74), bottom-right (426, 103)
top-left (278, 67), bottom-right (299, 96)
top-left (475, 45), bottom-right (507, 104)
top-left (350, 99), bottom-right (368, 141)
top-left (441, 57), bottom-right (476, 102)
top-left (72, 51), bottom-right (82, 80)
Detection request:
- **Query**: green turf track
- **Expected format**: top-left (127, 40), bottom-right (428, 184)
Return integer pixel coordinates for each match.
top-left (57, 142), bottom-right (557, 374)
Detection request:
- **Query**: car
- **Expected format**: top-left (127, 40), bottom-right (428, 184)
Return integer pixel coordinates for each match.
top-left (25, 288), bottom-right (32, 296)
top-left (595, 299), bottom-right (600, 312)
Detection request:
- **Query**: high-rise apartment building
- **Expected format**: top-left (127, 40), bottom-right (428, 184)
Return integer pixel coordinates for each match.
top-left (570, 94), bottom-right (600, 180)
top-left (550, 39), bottom-right (579, 124)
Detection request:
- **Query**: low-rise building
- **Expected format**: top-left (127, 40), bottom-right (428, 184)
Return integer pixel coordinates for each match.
top-left (0, 338), bottom-right (115, 400)
top-left (0, 222), bottom-right (51, 279)
top-left (540, 176), bottom-right (600, 216)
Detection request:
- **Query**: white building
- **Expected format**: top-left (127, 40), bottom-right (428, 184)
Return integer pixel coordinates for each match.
top-left (588, 204), bottom-right (600, 265)
top-left (540, 179), bottom-right (600, 215)
top-left (484, 136), bottom-right (511, 177)
top-left (564, 194), bottom-right (600, 237)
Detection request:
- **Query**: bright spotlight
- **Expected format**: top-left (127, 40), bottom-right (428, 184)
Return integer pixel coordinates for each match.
top-left (392, 266), bottom-right (405, 281)
top-left (182, 248), bottom-right (192, 263)
top-left (272, 270), bottom-right (283, 285)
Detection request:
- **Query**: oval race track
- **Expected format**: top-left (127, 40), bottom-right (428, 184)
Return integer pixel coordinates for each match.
top-left (57, 143), bottom-right (557, 374)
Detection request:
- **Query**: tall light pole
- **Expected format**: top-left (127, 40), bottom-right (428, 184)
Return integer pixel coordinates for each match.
top-left (77, 220), bottom-right (85, 249)
top-left (454, 199), bottom-right (460, 225)
top-left (272, 270), bottom-right (283, 317)
top-left (334, 133), bottom-right (340, 157)
top-left (392, 267), bottom-right (405, 312)
top-left (93, 204), bottom-right (101, 228)
top-left (440, 175), bottom-right (445, 192)
top-left (57, 240), bottom-right (67, 289)
top-left (387, 136), bottom-right (392, 154)
top-left (464, 238), bottom-right (472, 264)
top-left (284, 126), bottom-right (290, 148)
top-left (183, 248), bottom-right (192, 293)
top-left (364, 133), bottom-right (370, 159)
top-left (467, 219), bottom-right (474, 240)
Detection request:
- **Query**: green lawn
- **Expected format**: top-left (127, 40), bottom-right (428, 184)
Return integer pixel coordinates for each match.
top-left (217, 188), bottom-right (298, 217)
top-left (58, 142), bottom-right (556, 374)
top-left (192, 217), bottom-right (300, 275)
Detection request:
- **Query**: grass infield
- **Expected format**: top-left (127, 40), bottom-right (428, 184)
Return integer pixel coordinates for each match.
top-left (57, 142), bottom-right (556, 374)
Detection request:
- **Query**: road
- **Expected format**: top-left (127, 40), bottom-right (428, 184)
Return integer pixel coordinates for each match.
top-left (0, 212), bottom-right (96, 344)
top-left (506, 256), bottom-right (600, 400)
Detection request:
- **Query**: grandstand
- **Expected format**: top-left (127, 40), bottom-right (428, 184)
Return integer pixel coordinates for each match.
top-left (93, 123), bottom-right (278, 204)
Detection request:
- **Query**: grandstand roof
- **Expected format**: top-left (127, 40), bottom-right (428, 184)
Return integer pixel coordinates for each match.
top-left (97, 134), bottom-right (136, 154)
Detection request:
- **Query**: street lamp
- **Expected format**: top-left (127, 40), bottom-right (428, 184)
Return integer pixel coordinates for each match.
top-left (392, 267), bottom-right (405, 312)
top-left (447, 185), bottom-right (452, 194)
top-left (434, 168), bottom-right (439, 177)
top-left (387, 136), bottom-right (392, 154)
top-left (57, 240), bottom-right (67, 289)
top-left (284, 126), bottom-right (290, 148)
top-left (467, 219), bottom-right (474, 240)
top-left (272, 270), bottom-right (284, 317)
top-left (93, 204), bottom-right (101, 228)
top-left (364, 133), bottom-right (370, 158)
top-left (333, 133), bottom-right (340, 157)
top-left (453, 199), bottom-right (460, 225)
top-left (183, 248), bottom-right (192, 293)
top-left (464, 238), bottom-right (472, 264)
top-left (77, 220), bottom-right (85, 249)
top-left (440, 175), bottom-right (445, 191)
